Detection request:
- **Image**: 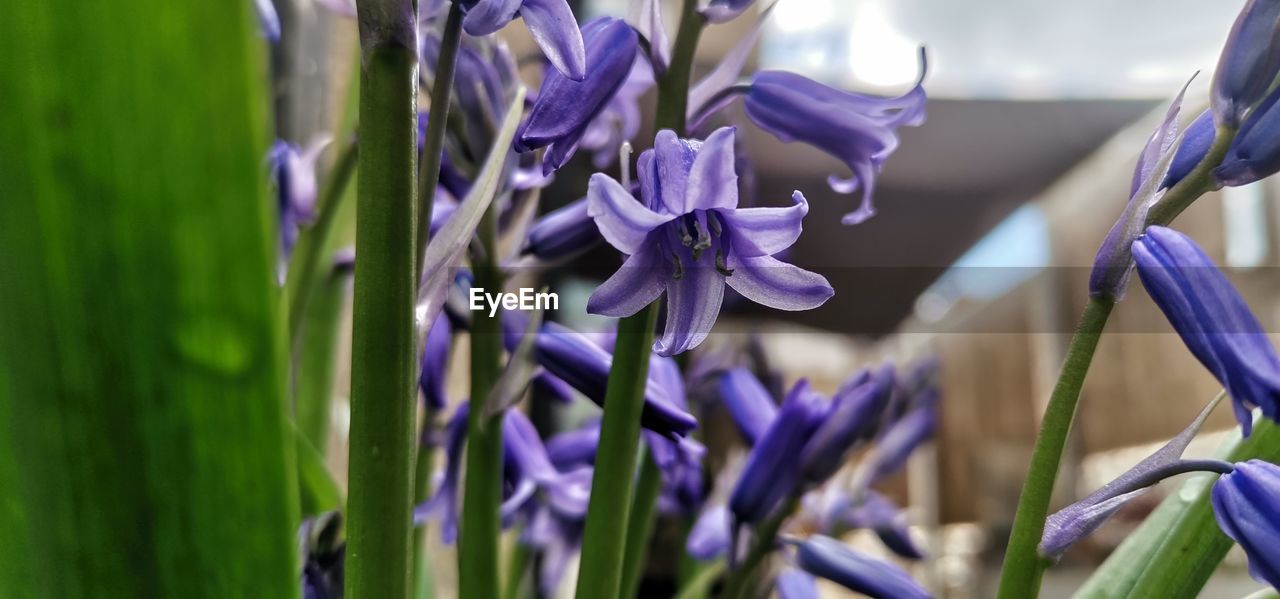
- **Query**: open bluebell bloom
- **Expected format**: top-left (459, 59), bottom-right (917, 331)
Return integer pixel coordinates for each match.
top-left (1216, 84), bottom-right (1280, 187)
top-left (1089, 82), bottom-right (1191, 300)
top-left (268, 137), bottom-right (330, 282)
top-left (718, 367), bottom-right (780, 445)
top-left (701, 0), bottom-right (757, 24)
top-left (791, 535), bottom-right (932, 599)
top-left (800, 365), bottom-right (895, 484)
top-left (253, 0), bottom-right (280, 42)
top-left (515, 18), bottom-right (638, 174)
top-left (522, 198), bottom-right (602, 263)
top-left (587, 127), bottom-right (833, 356)
top-left (1040, 392), bottom-right (1231, 557)
top-left (1212, 0), bottom-right (1280, 128)
top-left (1211, 459), bottom-right (1280, 590)
top-left (1134, 226), bottom-right (1280, 435)
top-left (742, 60), bottom-right (926, 225)
top-left (418, 312), bottom-right (452, 412)
top-left (775, 568), bottom-right (819, 599)
top-left (455, 0), bottom-right (586, 81)
top-left (730, 380), bottom-right (827, 523)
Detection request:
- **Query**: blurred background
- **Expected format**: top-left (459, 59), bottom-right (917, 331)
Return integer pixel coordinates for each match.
top-left (280, 0), bottom-right (1273, 595)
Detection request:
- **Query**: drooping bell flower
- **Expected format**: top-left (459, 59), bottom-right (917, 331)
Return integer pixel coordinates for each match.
top-left (718, 367), bottom-right (780, 445)
top-left (646, 354), bottom-right (707, 514)
top-left (521, 498), bottom-right (587, 596)
top-left (729, 380), bottom-right (827, 523)
top-left (790, 535), bottom-right (932, 599)
top-left (455, 0), bottom-right (586, 81)
top-left (775, 568), bottom-right (819, 599)
top-left (578, 58), bottom-right (654, 169)
top-left (420, 34), bottom-right (521, 161)
top-left (522, 198), bottom-right (603, 263)
top-left (1210, 459), bottom-right (1280, 590)
top-left (627, 0), bottom-right (669, 70)
top-left (701, 0), bottom-right (757, 23)
top-left (1215, 85), bottom-right (1280, 186)
top-left (268, 137), bottom-right (330, 282)
top-left (853, 405), bottom-right (937, 491)
top-left (1161, 109), bottom-right (1214, 190)
top-left (808, 489), bottom-right (925, 560)
top-left (415, 404), bottom-right (469, 542)
top-left (1040, 392), bottom-right (1232, 557)
top-left (1133, 226), bottom-right (1280, 435)
top-left (1089, 82), bottom-right (1191, 300)
top-left (742, 61), bottom-right (927, 225)
top-left (799, 365), bottom-right (895, 484)
top-left (1212, 0), bottom-right (1280, 128)
top-left (546, 420), bottom-right (600, 470)
top-left (587, 127), bottom-right (833, 356)
top-left (418, 312), bottom-right (452, 412)
top-left (254, 0), bottom-right (280, 42)
top-left (515, 18), bottom-right (639, 174)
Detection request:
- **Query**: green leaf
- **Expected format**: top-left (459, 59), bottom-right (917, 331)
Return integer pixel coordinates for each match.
top-left (296, 423), bottom-right (344, 517)
top-left (0, 1), bottom-right (297, 597)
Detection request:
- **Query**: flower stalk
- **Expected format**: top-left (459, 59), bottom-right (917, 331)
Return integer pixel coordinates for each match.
top-left (346, 0), bottom-right (420, 595)
top-left (416, 2), bottom-right (465, 273)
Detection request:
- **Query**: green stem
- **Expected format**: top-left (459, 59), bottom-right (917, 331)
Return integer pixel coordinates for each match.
top-left (997, 296), bottom-right (1114, 599)
top-left (459, 206), bottom-right (504, 599)
top-left (346, 10), bottom-right (420, 596)
top-left (620, 452), bottom-right (664, 598)
top-left (415, 2), bottom-right (464, 274)
top-left (675, 562), bottom-right (727, 599)
top-left (721, 494), bottom-right (801, 599)
top-left (573, 3), bottom-right (703, 598)
top-left (412, 409), bottom-right (439, 599)
top-left (287, 137), bottom-right (358, 348)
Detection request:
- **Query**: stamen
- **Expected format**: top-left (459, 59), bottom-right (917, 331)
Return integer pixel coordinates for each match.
top-left (707, 211), bottom-right (723, 236)
top-left (619, 141), bottom-right (633, 189)
top-left (716, 249), bottom-right (734, 276)
top-left (692, 213), bottom-right (712, 261)
top-left (680, 217), bottom-right (694, 247)
top-left (672, 252), bottom-right (684, 280)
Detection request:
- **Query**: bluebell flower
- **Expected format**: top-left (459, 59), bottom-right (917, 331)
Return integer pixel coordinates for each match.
top-left (1212, 0), bottom-right (1280, 128)
top-left (729, 380), bottom-right (827, 523)
top-left (1041, 392), bottom-right (1231, 557)
top-left (1216, 84), bottom-right (1280, 186)
top-left (521, 198), bottom-right (603, 263)
top-left (418, 312), bottom-right (452, 412)
top-left (1133, 226), bottom-right (1280, 435)
top-left (627, 0), bottom-right (669, 70)
top-left (800, 365), bottom-right (895, 483)
top-left (741, 62), bottom-right (927, 225)
top-left (647, 354), bottom-right (707, 514)
top-left (718, 367), bottom-right (780, 445)
top-left (515, 18), bottom-right (639, 174)
top-left (791, 535), bottom-right (931, 599)
top-left (254, 0), bottom-right (280, 42)
top-left (577, 59), bottom-right (654, 170)
top-left (839, 491), bottom-right (925, 560)
top-left (1161, 109), bottom-right (1214, 190)
top-left (1211, 459), bottom-right (1280, 590)
top-left (546, 420), bottom-right (600, 470)
top-left (854, 405), bottom-right (937, 490)
top-left (587, 127), bottom-right (833, 356)
top-left (775, 568), bottom-right (819, 599)
top-left (455, 0), bottom-right (586, 81)
top-left (701, 0), bottom-right (756, 24)
top-left (687, 504), bottom-right (732, 560)
top-left (268, 137), bottom-right (330, 282)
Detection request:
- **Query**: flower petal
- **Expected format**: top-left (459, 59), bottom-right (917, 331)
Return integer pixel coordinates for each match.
top-left (685, 126), bottom-right (740, 212)
top-left (587, 173), bottom-right (673, 254)
top-left (519, 0), bottom-right (588, 81)
top-left (655, 264), bottom-right (725, 356)
top-left (725, 254), bottom-right (833, 311)
top-left (653, 129), bottom-right (698, 215)
top-left (461, 0), bottom-right (523, 36)
top-left (718, 367), bottom-right (779, 445)
top-left (719, 190), bottom-right (807, 257)
top-left (586, 243), bottom-right (670, 317)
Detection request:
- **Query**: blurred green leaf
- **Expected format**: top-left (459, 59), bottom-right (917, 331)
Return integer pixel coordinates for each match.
top-left (0, 2), bottom-right (297, 597)
top-left (296, 423), bottom-right (344, 517)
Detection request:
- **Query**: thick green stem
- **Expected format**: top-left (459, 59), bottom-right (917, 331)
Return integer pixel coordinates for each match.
top-left (287, 137), bottom-right (358, 348)
top-left (997, 297), bottom-right (1114, 598)
top-left (459, 207), bottom-right (504, 599)
top-left (573, 306), bottom-right (660, 599)
top-left (415, 3), bottom-right (464, 273)
top-left (721, 494), bottom-right (801, 599)
top-left (655, 0), bottom-right (705, 133)
top-left (346, 30), bottom-right (419, 599)
top-left (620, 452), bottom-right (664, 598)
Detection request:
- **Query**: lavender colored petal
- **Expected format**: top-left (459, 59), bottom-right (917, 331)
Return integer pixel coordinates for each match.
top-left (627, 0), bottom-right (670, 71)
top-left (686, 504), bottom-right (732, 560)
top-left (1211, 460), bottom-right (1280, 588)
top-left (460, 0), bottom-right (523, 36)
top-left (792, 535), bottom-right (931, 599)
top-left (842, 491), bottom-right (926, 560)
top-left (685, 126), bottom-right (740, 212)
top-left (519, 0), bottom-right (588, 81)
top-left (688, 0), bottom-right (776, 123)
top-left (700, 0), bottom-right (757, 23)
top-left (719, 191), bottom-right (808, 258)
top-left (653, 129), bottom-right (699, 215)
top-left (547, 422), bottom-right (600, 469)
top-left (254, 0), bottom-right (281, 41)
top-left (1212, 0), bottom-right (1280, 128)
top-left (718, 367), bottom-right (779, 445)
top-left (730, 381), bottom-right (827, 523)
top-left (655, 264), bottom-right (726, 356)
top-left (523, 197), bottom-right (603, 262)
top-left (775, 568), bottom-right (819, 599)
top-left (1217, 84), bottom-right (1280, 186)
top-left (725, 254), bottom-right (833, 311)
top-left (418, 312), bottom-right (452, 411)
top-left (1161, 108), bottom-right (1214, 190)
top-left (586, 172), bottom-right (673, 254)
top-left (586, 241), bottom-right (670, 317)
top-left (861, 406), bottom-right (937, 486)
top-left (800, 365), bottom-right (894, 484)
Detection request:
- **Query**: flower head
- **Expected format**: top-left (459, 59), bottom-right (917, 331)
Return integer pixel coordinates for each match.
top-left (701, 0), bottom-right (757, 23)
top-left (515, 18), bottom-right (640, 174)
top-left (718, 367), bottom-right (780, 445)
top-left (1211, 459), bottom-right (1280, 589)
top-left (799, 365), bottom-right (895, 483)
top-left (522, 198), bottom-right (604, 263)
top-left (587, 127), bottom-right (833, 356)
top-left (1216, 84), bottom-right (1280, 186)
top-left (790, 535), bottom-right (931, 599)
top-left (268, 137), bottom-right (330, 282)
top-left (418, 313), bottom-right (452, 412)
top-left (1133, 226), bottom-right (1280, 435)
top-left (729, 380), bottom-right (827, 523)
top-left (455, 0), bottom-right (586, 81)
top-left (1212, 0), bottom-right (1280, 128)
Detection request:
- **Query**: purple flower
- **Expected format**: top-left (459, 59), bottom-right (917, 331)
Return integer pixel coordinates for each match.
top-left (1040, 392), bottom-right (1231, 557)
top-left (1216, 84), bottom-right (1280, 186)
top-left (1089, 83), bottom-right (1191, 300)
top-left (791, 535), bottom-right (931, 599)
top-left (718, 367), bottom-right (780, 445)
top-left (456, 0), bottom-right (586, 81)
top-left (627, 0), bottom-right (669, 70)
top-left (729, 380), bottom-right (827, 523)
top-left (775, 568), bottom-right (819, 599)
top-left (522, 198), bottom-right (603, 263)
top-left (646, 355), bottom-right (707, 513)
top-left (546, 420), bottom-right (600, 469)
top-left (1212, 0), bottom-right (1280, 128)
top-left (1211, 459), bottom-right (1280, 589)
top-left (298, 513), bottom-right (344, 599)
top-left (840, 491), bottom-right (925, 560)
top-left (1161, 109), bottom-right (1214, 190)
top-left (799, 365), bottom-right (895, 484)
top-left (854, 406), bottom-right (937, 490)
top-left (421, 34), bottom-right (520, 159)
top-left (515, 18), bottom-right (639, 174)
top-left (687, 504), bottom-right (732, 560)
top-left (586, 127), bottom-right (833, 356)
top-left (701, 0), bottom-right (756, 23)
top-left (742, 62), bottom-right (926, 225)
top-left (254, 0), bottom-right (280, 42)
top-left (1133, 226), bottom-right (1280, 435)
top-left (578, 59), bottom-right (654, 170)
top-left (418, 312), bottom-right (452, 412)
top-left (268, 137), bottom-right (330, 282)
